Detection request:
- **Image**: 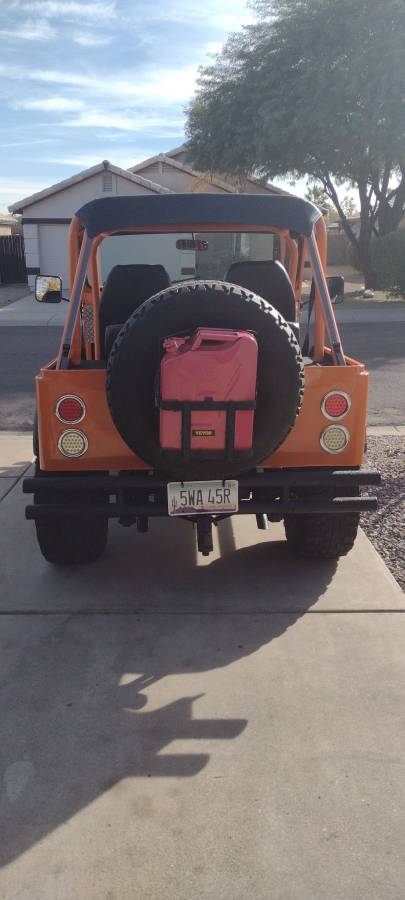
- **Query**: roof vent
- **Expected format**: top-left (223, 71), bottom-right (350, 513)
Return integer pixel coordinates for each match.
top-left (102, 172), bottom-right (113, 192)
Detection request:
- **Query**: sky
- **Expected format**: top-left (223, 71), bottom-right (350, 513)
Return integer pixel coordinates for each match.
top-left (0, 0), bottom-right (262, 211)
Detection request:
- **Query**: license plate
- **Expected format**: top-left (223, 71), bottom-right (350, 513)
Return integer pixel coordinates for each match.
top-left (167, 480), bottom-right (238, 516)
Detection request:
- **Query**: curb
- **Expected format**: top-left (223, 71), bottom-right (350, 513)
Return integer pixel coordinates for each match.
top-left (367, 425), bottom-right (405, 436)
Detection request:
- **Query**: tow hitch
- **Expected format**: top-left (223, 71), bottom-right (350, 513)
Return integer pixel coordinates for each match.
top-left (195, 516), bottom-right (215, 556)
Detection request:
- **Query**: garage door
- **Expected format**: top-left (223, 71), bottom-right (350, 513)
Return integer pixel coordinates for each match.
top-left (39, 224), bottom-right (70, 292)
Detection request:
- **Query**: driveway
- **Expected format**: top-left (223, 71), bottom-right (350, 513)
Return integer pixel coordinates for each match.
top-left (0, 435), bottom-right (404, 899)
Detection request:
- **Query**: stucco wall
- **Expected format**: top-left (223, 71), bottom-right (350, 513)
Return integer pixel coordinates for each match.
top-left (138, 163), bottom-right (229, 194)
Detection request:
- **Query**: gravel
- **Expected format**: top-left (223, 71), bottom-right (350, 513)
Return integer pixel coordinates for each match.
top-left (362, 435), bottom-right (405, 591)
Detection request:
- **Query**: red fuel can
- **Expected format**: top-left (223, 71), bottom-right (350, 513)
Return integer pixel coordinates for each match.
top-left (159, 328), bottom-right (258, 454)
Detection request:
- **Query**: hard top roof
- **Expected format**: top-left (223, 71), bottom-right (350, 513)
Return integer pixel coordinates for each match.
top-left (76, 193), bottom-right (321, 238)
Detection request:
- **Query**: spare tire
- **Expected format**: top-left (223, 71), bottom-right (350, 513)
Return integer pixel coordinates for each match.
top-left (107, 281), bottom-right (304, 480)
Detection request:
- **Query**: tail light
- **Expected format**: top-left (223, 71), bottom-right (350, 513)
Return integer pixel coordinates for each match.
top-left (56, 395), bottom-right (85, 424)
top-left (320, 425), bottom-right (350, 454)
top-left (58, 429), bottom-right (88, 458)
top-left (321, 391), bottom-right (350, 420)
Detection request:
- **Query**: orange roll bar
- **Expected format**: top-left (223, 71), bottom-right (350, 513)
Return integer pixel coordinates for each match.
top-left (313, 216), bottom-right (327, 361)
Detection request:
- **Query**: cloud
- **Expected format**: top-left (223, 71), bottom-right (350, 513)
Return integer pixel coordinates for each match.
top-left (73, 32), bottom-right (113, 46)
top-left (0, 18), bottom-right (55, 40)
top-left (136, 0), bottom-right (253, 30)
top-left (66, 111), bottom-right (137, 130)
top-left (0, 138), bottom-right (58, 148)
top-left (43, 152), bottom-right (134, 168)
top-left (15, 0), bottom-right (116, 19)
top-left (64, 110), bottom-right (184, 132)
top-left (25, 64), bottom-right (198, 104)
top-left (0, 59), bottom-right (198, 106)
top-left (16, 96), bottom-right (85, 111)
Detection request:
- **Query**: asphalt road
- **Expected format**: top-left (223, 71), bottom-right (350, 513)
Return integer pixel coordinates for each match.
top-left (0, 321), bottom-right (404, 430)
top-left (338, 321), bottom-right (405, 425)
top-left (0, 327), bottom-right (63, 431)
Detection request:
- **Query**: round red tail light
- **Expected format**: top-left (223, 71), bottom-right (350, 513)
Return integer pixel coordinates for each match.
top-left (56, 395), bottom-right (85, 424)
top-left (321, 391), bottom-right (350, 420)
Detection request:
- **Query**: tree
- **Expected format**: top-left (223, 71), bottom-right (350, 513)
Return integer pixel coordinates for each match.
top-left (305, 183), bottom-right (333, 217)
top-left (305, 184), bottom-right (359, 224)
top-left (186, 0), bottom-right (405, 285)
top-left (339, 197), bottom-right (358, 220)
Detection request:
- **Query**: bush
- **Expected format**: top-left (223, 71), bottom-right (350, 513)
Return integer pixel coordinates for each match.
top-left (369, 230), bottom-right (405, 296)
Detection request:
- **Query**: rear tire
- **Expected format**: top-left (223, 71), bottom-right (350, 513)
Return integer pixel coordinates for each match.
top-left (284, 489), bottom-right (360, 559)
top-left (34, 464), bottom-right (108, 564)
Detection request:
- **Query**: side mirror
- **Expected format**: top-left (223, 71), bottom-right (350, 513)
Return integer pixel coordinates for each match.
top-left (327, 275), bottom-right (344, 303)
top-left (35, 275), bottom-right (62, 303)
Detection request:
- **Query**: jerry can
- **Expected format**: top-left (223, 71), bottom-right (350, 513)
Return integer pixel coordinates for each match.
top-left (159, 327), bottom-right (258, 458)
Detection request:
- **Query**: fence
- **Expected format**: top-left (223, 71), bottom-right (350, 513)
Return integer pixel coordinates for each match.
top-left (0, 235), bottom-right (27, 285)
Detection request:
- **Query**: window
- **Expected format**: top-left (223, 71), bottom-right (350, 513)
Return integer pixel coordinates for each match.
top-left (100, 232), bottom-right (276, 284)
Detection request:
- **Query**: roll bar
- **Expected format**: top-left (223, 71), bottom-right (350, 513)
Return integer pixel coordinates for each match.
top-left (60, 215), bottom-right (344, 369)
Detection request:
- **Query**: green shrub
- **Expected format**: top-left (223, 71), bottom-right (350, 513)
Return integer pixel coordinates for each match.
top-left (369, 230), bottom-right (405, 296)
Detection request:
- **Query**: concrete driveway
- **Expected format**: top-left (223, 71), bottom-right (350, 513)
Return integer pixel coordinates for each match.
top-left (0, 435), bottom-right (404, 899)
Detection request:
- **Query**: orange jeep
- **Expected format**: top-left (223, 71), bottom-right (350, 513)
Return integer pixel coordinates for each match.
top-left (23, 193), bottom-right (380, 563)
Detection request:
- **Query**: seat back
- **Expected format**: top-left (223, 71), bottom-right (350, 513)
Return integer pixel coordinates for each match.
top-left (225, 260), bottom-right (296, 321)
top-left (99, 264), bottom-right (170, 353)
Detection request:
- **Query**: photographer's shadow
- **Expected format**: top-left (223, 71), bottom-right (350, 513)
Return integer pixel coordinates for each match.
top-left (1, 521), bottom-right (337, 867)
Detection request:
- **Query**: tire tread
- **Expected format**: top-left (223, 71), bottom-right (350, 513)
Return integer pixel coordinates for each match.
top-left (284, 511), bottom-right (360, 559)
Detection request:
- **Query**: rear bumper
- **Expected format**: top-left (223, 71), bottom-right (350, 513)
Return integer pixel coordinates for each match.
top-left (23, 467), bottom-right (380, 520)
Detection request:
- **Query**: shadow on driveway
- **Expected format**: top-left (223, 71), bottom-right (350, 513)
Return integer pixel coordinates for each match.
top-left (0, 533), bottom-right (337, 867)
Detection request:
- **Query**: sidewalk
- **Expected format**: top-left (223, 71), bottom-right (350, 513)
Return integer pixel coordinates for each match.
top-left (0, 292), bottom-right (68, 326)
top-left (334, 300), bottom-right (405, 324)
top-left (0, 432), bottom-right (32, 501)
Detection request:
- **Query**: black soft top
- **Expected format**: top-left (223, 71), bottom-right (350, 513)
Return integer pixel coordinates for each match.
top-left (76, 193), bottom-right (321, 238)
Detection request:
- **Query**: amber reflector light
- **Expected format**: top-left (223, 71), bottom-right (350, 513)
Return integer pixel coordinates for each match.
top-left (58, 430), bottom-right (88, 458)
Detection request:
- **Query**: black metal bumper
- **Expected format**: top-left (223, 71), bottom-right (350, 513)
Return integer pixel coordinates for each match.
top-left (23, 467), bottom-right (380, 520)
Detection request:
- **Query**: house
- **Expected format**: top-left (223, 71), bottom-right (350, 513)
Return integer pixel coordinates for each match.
top-left (130, 144), bottom-right (285, 197)
top-left (0, 213), bottom-right (22, 236)
top-left (9, 160), bottom-right (170, 292)
top-left (9, 146), bottom-right (285, 292)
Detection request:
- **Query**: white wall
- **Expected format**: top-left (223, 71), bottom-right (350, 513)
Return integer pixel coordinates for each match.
top-left (138, 163), bottom-right (229, 194)
top-left (23, 223), bottom-right (40, 290)
top-left (38, 224), bottom-right (70, 288)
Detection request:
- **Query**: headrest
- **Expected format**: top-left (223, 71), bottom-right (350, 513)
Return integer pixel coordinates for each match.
top-left (225, 260), bottom-right (296, 321)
